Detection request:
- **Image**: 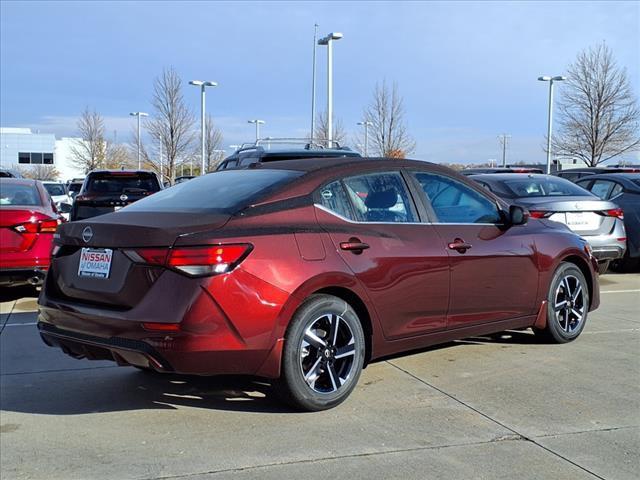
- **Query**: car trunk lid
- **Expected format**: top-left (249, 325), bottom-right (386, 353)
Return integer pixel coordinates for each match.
top-left (516, 196), bottom-right (621, 235)
top-left (48, 211), bottom-right (231, 308)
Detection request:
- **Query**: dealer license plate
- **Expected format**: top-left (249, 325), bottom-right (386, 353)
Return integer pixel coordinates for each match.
top-left (78, 248), bottom-right (113, 278)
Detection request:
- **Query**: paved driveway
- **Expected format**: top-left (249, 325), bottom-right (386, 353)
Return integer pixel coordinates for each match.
top-left (1, 274), bottom-right (639, 479)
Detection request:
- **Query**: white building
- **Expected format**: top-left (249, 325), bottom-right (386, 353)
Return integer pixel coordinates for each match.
top-left (0, 127), bottom-right (84, 181)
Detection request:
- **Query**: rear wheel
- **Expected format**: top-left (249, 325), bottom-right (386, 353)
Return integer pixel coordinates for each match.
top-left (535, 262), bottom-right (589, 343)
top-left (276, 294), bottom-right (365, 411)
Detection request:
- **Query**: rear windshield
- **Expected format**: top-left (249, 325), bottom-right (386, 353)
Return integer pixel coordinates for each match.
top-left (85, 173), bottom-right (160, 194)
top-left (0, 183), bottom-right (42, 206)
top-left (501, 178), bottom-right (592, 197)
top-left (68, 183), bottom-right (82, 193)
top-left (44, 183), bottom-right (66, 196)
top-left (123, 169), bottom-right (303, 213)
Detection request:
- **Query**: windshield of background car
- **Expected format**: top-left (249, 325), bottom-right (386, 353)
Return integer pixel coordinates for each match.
top-left (85, 172), bottom-right (160, 194)
top-left (123, 169), bottom-right (304, 213)
top-left (0, 182), bottom-right (42, 206)
top-left (44, 184), bottom-right (66, 196)
top-left (502, 178), bottom-right (592, 197)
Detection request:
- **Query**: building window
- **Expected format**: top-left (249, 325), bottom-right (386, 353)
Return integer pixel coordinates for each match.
top-left (16, 152), bottom-right (53, 164)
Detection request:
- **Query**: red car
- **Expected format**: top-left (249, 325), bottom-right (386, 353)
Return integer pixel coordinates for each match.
top-left (38, 158), bottom-right (599, 410)
top-left (1, 178), bottom-right (64, 287)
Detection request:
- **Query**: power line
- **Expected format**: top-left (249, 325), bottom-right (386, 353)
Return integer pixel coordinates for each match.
top-left (498, 134), bottom-right (511, 167)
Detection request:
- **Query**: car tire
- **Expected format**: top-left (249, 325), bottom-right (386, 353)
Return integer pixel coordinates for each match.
top-left (535, 262), bottom-right (589, 344)
top-left (275, 294), bottom-right (365, 411)
top-left (597, 260), bottom-right (610, 275)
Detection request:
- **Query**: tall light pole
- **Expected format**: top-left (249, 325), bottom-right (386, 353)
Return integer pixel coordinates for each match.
top-left (248, 119), bottom-right (265, 142)
top-left (357, 120), bottom-right (373, 156)
top-left (538, 75), bottom-right (566, 174)
top-left (318, 32), bottom-right (343, 147)
top-left (129, 112), bottom-right (148, 169)
top-left (189, 80), bottom-right (218, 176)
top-left (311, 23), bottom-right (319, 142)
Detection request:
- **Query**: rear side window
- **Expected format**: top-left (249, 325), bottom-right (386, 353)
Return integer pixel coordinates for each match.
top-left (589, 180), bottom-right (614, 199)
top-left (85, 173), bottom-right (160, 194)
top-left (318, 181), bottom-right (356, 220)
top-left (343, 172), bottom-right (416, 223)
top-left (0, 183), bottom-right (42, 206)
top-left (413, 173), bottom-right (501, 224)
top-left (124, 169), bottom-right (303, 213)
top-left (44, 184), bottom-right (66, 196)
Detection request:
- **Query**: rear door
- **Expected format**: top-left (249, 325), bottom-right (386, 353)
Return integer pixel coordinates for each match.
top-left (316, 170), bottom-right (450, 339)
top-left (409, 171), bottom-right (539, 328)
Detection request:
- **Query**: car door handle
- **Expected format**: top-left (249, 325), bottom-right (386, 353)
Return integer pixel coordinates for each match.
top-left (448, 238), bottom-right (472, 253)
top-left (340, 238), bottom-right (370, 254)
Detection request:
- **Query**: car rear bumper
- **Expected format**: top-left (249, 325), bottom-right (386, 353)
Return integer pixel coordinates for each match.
top-left (0, 267), bottom-right (47, 287)
top-left (37, 267), bottom-right (291, 377)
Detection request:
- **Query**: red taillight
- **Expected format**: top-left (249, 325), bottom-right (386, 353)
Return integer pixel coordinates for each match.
top-left (128, 244), bottom-right (252, 277)
top-left (142, 322), bottom-right (180, 332)
top-left (603, 208), bottom-right (624, 220)
top-left (528, 210), bottom-right (549, 219)
top-left (13, 218), bottom-right (60, 234)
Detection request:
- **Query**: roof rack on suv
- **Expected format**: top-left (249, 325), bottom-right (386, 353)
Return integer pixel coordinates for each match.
top-left (234, 137), bottom-right (350, 152)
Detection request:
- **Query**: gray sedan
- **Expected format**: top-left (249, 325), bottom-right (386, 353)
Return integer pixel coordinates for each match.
top-left (470, 173), bottom-right (626, 273)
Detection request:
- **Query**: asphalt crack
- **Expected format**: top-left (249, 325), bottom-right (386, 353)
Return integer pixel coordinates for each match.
top-left (386, 360), bottom-right (607, 480)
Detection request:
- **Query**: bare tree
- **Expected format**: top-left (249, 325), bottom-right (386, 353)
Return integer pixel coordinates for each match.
top-left (144, 67), bottom-right (195, 182)
top-left (18, 165), bottom-right (60, 181)
top-left (553, 43), bottom-right (640, 166)
top-left (314, 111), bottom-right (347, 146)
top-left (70, 107), bottom-right (107, 173)
top-left (363, 80), bottom-right (415, 158)
top-left (204, 114), bottom-right (224, 172)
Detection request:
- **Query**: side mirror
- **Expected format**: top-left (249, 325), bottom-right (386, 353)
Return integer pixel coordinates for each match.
top-left (509, 205), bottom-right (528, 226)
top-left (58, 203), bottom-right (72, 214)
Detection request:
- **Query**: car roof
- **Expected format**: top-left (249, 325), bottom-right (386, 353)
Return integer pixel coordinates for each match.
top-left (468, 173), bottom-right (560, 181)
top-left (252, 156), bottom-right (436, 174)
top-left (575, 172), bottom-right (640, 181)
top-left (87, 169), bottom-right (156, 175)
top-left (0, 177), bottom-right (38, 186)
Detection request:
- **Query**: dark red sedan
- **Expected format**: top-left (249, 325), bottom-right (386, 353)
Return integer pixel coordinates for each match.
top-left (1, 178), bottom-right (64, 287)
top-left (38, 158), bottom-right (599, 410)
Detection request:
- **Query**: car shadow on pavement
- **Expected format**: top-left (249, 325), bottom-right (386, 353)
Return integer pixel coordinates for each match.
top-left (0, 286), bottom-right (39, 303)
top-left (0, 369), bottom-right (298, 416)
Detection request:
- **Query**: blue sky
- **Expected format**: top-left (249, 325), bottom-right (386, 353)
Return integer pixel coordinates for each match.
top-left (1, 0), bottom-right (638, 164)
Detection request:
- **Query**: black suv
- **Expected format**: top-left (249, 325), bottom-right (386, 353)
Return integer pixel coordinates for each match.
top-left (70, 170), bottom-right (162, 221)
top-left (217, 140), bottom-right (361, 171)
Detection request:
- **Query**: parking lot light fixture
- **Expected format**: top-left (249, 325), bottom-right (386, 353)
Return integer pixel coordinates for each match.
top-left (248, 119), bottom-right (265, 142)
top-left (538, 75), bottom-right (566, 174)
top-left (130, 112), bottom-right (148, 170)
top-left (318, 32), bottom-right (343, 147)
top-left (189, 80), bottom-right (218, 176)
top-left (357, 120), bottom-right (373, 156)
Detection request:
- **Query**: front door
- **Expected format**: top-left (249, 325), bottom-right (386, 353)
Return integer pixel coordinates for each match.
top-left (410, 171), bottom-right (539, 329)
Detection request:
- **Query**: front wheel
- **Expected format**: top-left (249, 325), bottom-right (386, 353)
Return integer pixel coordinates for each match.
top-left (535, 262), bottom-right (589, 343)
top-left (276, 294), bottom-right (365, 411)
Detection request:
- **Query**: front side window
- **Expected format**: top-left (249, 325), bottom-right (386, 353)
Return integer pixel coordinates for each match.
top-left (414, 172), bottom-right (501, 224)
top-left (342, 172), bottom-right (416, 223)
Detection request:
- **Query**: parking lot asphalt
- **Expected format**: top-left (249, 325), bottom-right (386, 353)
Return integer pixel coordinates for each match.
top-left (1, 274), bottom-right (639, 480)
